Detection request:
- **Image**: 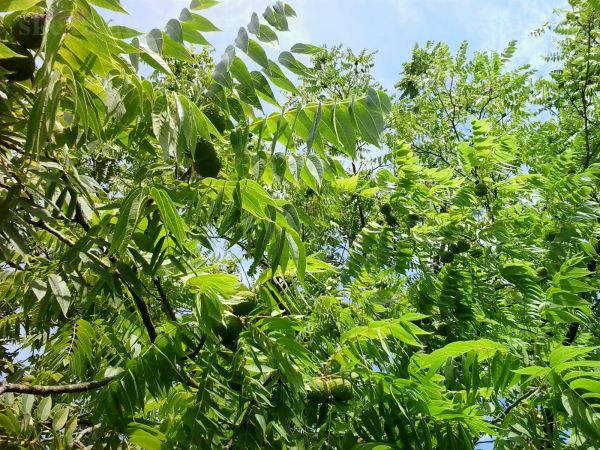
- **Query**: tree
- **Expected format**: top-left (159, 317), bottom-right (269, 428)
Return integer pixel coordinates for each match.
top-left (0, 0), bottom-right (599, 449)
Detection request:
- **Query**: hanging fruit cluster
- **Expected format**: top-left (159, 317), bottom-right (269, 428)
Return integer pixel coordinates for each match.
top-left (306, 377), bottom-right (353, 403)
top-left (0, 11), bottom-right (45, 82)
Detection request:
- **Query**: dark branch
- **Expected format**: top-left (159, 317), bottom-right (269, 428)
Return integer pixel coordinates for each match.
top-left (563, 322), bottom-right (580, 346)
top-left (27, 219), bottom-right (75, 247)
top-left (122, 280), bottom-right (157, 343)
top-left (27, 217), bottom-right (156, 342)
top-left (153, 278), bottom-right (177, 321)
top-left (492, 387), bottom-right (539, 425)
top-left (0, 375), bottom-right (117, 396)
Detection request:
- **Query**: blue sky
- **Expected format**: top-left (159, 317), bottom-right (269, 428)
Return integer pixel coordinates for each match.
top-left (107, 0), bottom-right (568, 90)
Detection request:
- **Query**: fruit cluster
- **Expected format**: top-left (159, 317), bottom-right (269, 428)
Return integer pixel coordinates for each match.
top-left (215, 297), bottom-right (256, 350)
top-left (0, 12), bottom-right (45, 82)
top-left (439, 239), bottom-right (472, 264)
top-left (306, 377), bottom-right (353, 403)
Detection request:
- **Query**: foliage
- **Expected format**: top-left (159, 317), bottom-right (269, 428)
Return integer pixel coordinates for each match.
top-left (0, 0), bottom-right (599, 449)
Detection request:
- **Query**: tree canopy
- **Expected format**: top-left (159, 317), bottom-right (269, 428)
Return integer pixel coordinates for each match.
top-left (0, 0), bottom-right (600, 449)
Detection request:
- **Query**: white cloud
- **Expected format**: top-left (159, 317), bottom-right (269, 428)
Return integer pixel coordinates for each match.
top-left (386, 0), bottom-right (423, 25)
top-left (110, 0), bottom-right (569, 86)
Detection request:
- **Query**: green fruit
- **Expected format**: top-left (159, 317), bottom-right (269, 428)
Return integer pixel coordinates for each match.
top-left (437, 323), bottom-right (449, 337)
top-left (21, 374), bottom-right (35, 384)
top-left (228, 375), bottom-right (244, 391)
top-left (380, 203), bottom-right (392, 216)
top-left (231, 297), bottom-right (256, 316)
top-left (12, 12), bottom-right (46, 50)
top-left (474, 182), bottom-right (488, 197)
top-left (536, 267), bottom-right (549, 279)
top-left (306, 378), bottom-right (331, 403)
top-left (407, 213), bottom-right (420, 224)
top-left (193, 139), bottom-right (222, 178)
top-left (217, 315), bottom-right (243, 347)
top-left (203, 102), bottom-right (229, 134)
top-left (329, 378), bottom-right (353, 402)
top-left (587, 259), bottom-right (597, 273)
top-left (455, 240), bottom-right (471, 253)
top-left (383, 213), bottom-right (397, 227)
top-left (468, 246), bottom-right (484, 258)
top-left (0, 43), bottom-right (35, 82)
top-left (440, 251), bottom-right (455, 264)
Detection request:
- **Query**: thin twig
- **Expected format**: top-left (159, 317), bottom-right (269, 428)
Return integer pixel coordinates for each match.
top-left (491, 387), bottom-right (539, 425)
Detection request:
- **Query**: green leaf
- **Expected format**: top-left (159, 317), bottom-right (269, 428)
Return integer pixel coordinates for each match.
top-left (38, 0), bottom-right (74, 79)
top-left (48, 274), bottom-right (71, 318)
top-left (189, 0), bottom-right (220, 11)
top-left (181, 22), bottom-right (211, 45)
top-left (163, 34), bottom-right (193, 62)
top-left (110, 25), bottom-right (143, 39)
top-left (303, 154), bottom-right (324, 188)
top-left (21, 393), bottom-right (34, 415)
top-left (417, 340), bottom-right (509, 375)
top-left (512, 366), bottom-right (551, 381)
top-left (245, 39), bottom-right (270, 69)
top-left (351, 95), bottom-right (384, 147)
top-left (342, 316), bottom-right (427, 347)
top-left (188, 273), bottom-right (242, 297)
top-left (549, 346), bottom-right (597, 368)
top-left (251, 71), bottom-right (279, 106)
top-left (127, 423), bottom-right (167, 450)
top-left (0, 42), bottom-right (23, 58)
top-left (179, 10), bottom-right (221, 32)
top-left (265, 60), bottom-right (298, 94)
top-left (165, 19), bottom-right (183, 43)
top-left (0, 0), bottom-right (38, 11)
top-left (278, 51), bottom-right (309, 76)
top-left (25, 71), bottom-right (62, 158)
top-left (150, 187), bottom-right (187, 247)
top-left (286, 230), bottom-right (305, 283)
top-left (561, 391), bottom-right (600, 441)
top-left (52, 406), bottom-right (69, 431)
top-left (290, 43), bottom-right (321, 54)
top-left (109, 188), bottom-right (148, 256)
top-left (263, 5), bottom-right (288, 31)
top-left (333, 104), bottom-right (357, 158)
top-left (88, 0), bottom-right (127, 13)
top-left (0, 411), bottom-right (20, 436)
top-left (306, 103), bottom-right (322, 153)
top-left (257, 24), bottom-right (278, 47)
top-left (36, 397), bottom-right (52, 422)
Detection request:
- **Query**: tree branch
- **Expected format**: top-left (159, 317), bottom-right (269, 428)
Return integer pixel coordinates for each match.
top-left (0, 375), bottom-right (117, 396)
top-left (153, 278), bottom-right (177, 321)
top-left (27, 217), bottom-right (157, 341)
top-left (27, 219), bottom-right (75, 248)
top-left (121, 278), bottom-right (157, 342)
top-left (491, 387), bottom-right (539, 425)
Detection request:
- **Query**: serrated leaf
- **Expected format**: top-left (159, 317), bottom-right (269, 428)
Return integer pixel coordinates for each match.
top-left (150, 187), bottom-right (187, 247)
top-left (48, 274), bottom-right (71, 318)
top-left (109, 188), bottom-right (148, 256)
